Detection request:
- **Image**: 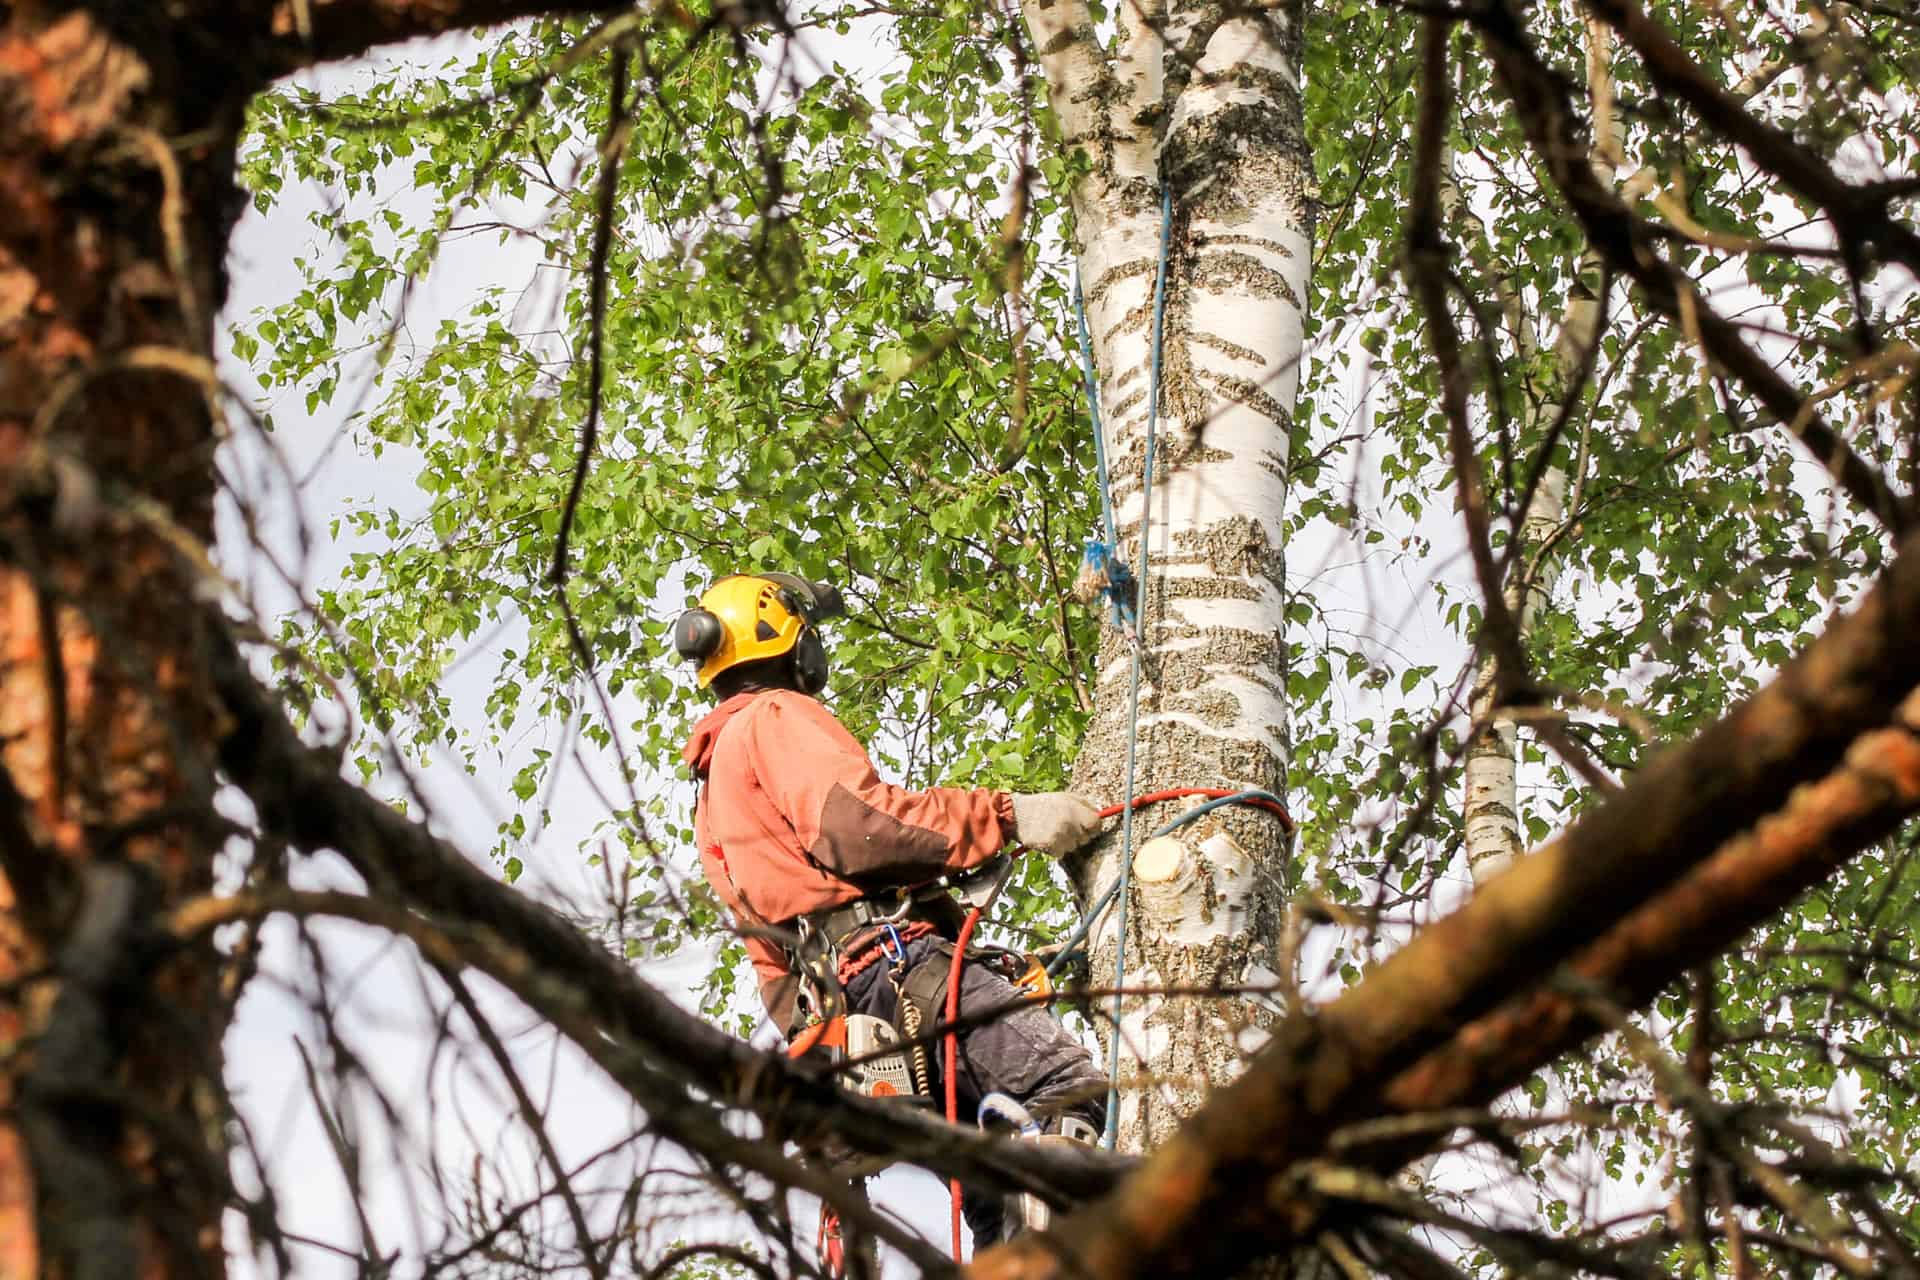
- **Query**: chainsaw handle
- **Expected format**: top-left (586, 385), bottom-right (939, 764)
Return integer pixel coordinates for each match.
top-left (947, 851), bottom-right (1017, 912)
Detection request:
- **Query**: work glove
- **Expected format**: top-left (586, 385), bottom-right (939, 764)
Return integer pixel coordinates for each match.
top-left (1011, 792), bottom-right (1103, 856)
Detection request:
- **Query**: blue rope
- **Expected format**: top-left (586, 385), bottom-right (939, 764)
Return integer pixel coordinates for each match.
top-left (1074, 274), bottom-right (1119, 553)
top-left (1074, 276), bottom-right (1137, 628)
top-left (1102, 185), bottom-right (1173, 1150)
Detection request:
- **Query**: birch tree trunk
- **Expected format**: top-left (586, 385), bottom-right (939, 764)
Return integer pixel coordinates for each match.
top-left (1461, 466), bottom-right (1569, 882)
top-left (1465, 23), bottom-right (1827, 884)
top-left (1026, 0), bottom-right (1311, 1152)
top-left (1462, 20), bottom-right (1615, 885)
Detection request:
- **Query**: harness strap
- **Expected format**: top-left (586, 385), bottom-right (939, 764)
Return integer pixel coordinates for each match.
top-left (836, 919), bottom-right (935, 982)
top-left (897, 938), bottom-right (958, 1016)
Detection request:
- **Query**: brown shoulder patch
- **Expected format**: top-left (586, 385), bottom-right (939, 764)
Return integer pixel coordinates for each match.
top-left (811, 784), bottom-right (950, 886)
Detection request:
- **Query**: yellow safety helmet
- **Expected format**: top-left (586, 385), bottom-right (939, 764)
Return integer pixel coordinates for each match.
top-left (672, 573), bottom-right (845, 692)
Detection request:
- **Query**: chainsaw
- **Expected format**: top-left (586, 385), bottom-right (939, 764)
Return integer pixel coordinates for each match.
top-left (788, 1012), bottom-right (920, 1101)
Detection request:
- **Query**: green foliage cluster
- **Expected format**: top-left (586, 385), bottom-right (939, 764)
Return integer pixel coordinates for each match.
top-left (237, 7), bottom-right (1100, 1030)
top-left (1296, 0), bottom-right (1920, 1252)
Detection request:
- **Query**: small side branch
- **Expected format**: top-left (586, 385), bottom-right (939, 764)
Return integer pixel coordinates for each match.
top-left (1581, 0), bottom-right (1920, 282)
top-left (1470, 0), bottom-right (1914, 536)
top-left (275, 0), bottom-right (641, 72)
top-left (550, 44), bottom-right (632, 585)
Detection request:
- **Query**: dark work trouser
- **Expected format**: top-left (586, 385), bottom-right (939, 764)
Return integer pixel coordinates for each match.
top-left (844, 935), bottom-right (1106, 1248)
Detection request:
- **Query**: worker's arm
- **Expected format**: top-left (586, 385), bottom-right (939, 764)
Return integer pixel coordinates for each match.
top-left (747, 691), bottom-right (1013, 887)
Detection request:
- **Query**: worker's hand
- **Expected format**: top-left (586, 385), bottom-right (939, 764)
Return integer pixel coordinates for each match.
top-left (1011, 792), bottom-right (1104, 856)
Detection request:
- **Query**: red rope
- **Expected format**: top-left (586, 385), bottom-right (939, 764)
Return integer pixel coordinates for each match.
top-left (1096, 785), bottom-right (1293, 828)
top-left (937, 785), bottom-right (1287, 1261)
top-left (818, 1204), bottom-right (845, 1276)
top-left (946, 904), bottom-right (982, 1260)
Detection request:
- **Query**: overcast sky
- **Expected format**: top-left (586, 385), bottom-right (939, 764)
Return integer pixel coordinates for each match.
top-left (208, 21), bottom-right (1023, 1274)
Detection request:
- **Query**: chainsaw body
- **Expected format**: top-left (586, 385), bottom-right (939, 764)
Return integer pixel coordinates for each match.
top-left (844, 1012), bottom-right (917, 1099)
top-left (789, 1012), bottom-right (922, 1101)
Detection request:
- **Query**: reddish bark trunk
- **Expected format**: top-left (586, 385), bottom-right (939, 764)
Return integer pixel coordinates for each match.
top-left (0, 7), bottom-right (644, 1273)
top-left (1, 7), bottom-right (239, 1274)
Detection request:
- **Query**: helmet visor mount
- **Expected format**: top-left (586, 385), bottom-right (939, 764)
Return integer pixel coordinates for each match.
top-left (754, 573), bottom-right (845, 624)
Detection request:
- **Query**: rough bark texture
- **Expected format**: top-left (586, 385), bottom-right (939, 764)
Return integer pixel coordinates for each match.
top-left (0, 9), bottom-right (246, 1275)
top-left (1030, 0), bottom-right (1310, 1152)
top-left (0, 5), bottom-right (623, 1274)
top-left (1461, 473), bottom-right (1564, 880)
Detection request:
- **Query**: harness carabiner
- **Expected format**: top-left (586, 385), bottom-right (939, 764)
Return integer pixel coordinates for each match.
top-left (879, 922), bottom-right (908, 966)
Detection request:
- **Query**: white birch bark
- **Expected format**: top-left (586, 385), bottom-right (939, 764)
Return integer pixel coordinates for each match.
top-left (1462, 20), bottom-right (1616, 885)
top-left (1462, 472), bottom-right (1569, 882)
top-left (1026, 0), bottom-right (1309, 1152)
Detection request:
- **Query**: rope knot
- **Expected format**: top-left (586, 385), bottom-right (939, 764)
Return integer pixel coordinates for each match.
top-left (1074, 538), bottom-right (1137, 628)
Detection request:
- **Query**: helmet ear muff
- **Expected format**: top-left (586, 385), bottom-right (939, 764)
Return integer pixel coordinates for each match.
top-left (672, 609), bottom-right (724, 663)
top-left (790, 627), bottom-right (829, 694)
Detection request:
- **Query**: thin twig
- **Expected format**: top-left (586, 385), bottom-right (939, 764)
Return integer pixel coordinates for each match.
top-left (550, 44), bottom-right (632, 585)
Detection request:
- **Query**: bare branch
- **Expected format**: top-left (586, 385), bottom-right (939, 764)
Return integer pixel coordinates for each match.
top-left (550, 43), bottom-right (632, 585)
top-left (200, 632), bottom-right (1129, 1212)
top-left (1470, 0), bottom-right (1914, 536)
top-left (1581, 0), bottom-right (1920, 280)
top-left (269, 0), bottom-right (646, 71)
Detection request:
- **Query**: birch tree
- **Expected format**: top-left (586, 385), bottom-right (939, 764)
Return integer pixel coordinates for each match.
top-left (1026, 0), bottom-right (1308, 1150)
top-left (1458, 20), bottom-right (1610, 884)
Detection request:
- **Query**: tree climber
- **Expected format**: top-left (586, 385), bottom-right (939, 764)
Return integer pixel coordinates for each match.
top-left (674, 572), bottom-right (1108, 1246)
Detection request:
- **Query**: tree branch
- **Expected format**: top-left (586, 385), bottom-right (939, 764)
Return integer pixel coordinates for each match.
top-left (267, 0), bottom-right (642, 70)
top-left (1580, 0), bottom-right (1920, 281)
top-left (440, 970), bottom-right (608, 1280)
top-left (171, 886), bottom-right (956, 1274)
top-left (199, 625), bottom-right (1130, 1214)
top-left (549, 42), bottom-right (632, 585)
top-left (1469, 0), bottom-right (1914, 536)
top-left (971, 527), bottom-right (1920, 1278)
top-left (1407, 14), bottom-right (1522, 681)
